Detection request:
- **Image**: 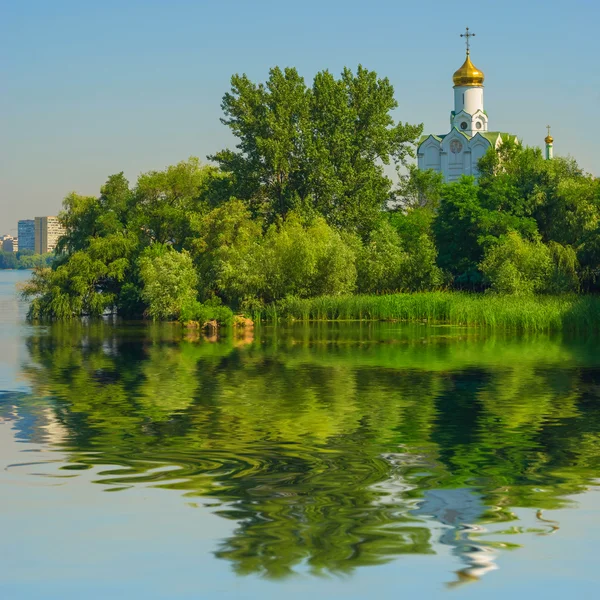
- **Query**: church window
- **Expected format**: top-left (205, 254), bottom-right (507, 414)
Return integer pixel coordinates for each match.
top-left (460, 122), bottom-right (468, 130)
top-left (476, 121), bottom-right (482, 129)
top-left (450, 140), bottom-right (463, 154)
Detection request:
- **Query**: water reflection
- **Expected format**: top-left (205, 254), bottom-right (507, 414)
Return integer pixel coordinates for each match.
top-left (4, 322), bottom-right (600, 582)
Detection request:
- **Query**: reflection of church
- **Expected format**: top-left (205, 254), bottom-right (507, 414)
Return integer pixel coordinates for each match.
top-left (412, 488), bottom-right (498, 586)
top-left (417, 28), bottom-right (519, 182)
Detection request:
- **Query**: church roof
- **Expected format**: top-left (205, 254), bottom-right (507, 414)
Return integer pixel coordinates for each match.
top-left (418, 131), bottom-right (518, 149)
top-left (418, 129), bottom-right (470, 147)
top-left (479, 132), bottom-right (519, 145)
top-left (418, 134), bottom-right (445, 145)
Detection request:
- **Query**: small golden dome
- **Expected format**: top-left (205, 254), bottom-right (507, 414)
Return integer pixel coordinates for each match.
top-left (453, 53), bottom-right (485, 87)
top-left (545, 135), bottom-right (554, 144)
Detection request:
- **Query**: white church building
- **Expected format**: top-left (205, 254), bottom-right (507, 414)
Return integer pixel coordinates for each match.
top-left (417, 29), bottom-right (518, 182)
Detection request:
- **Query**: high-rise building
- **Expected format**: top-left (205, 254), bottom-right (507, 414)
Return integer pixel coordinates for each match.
top-left (18, 220), bottom-right (35, 251)
top-left (34, 217), bottom-right (66, 254)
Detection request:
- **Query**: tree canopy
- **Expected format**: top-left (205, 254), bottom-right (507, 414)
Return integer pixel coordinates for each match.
top-left (210, 65), bottom-right (422, 233)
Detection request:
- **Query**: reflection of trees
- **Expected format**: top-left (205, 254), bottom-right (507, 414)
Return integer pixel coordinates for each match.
top-left (17, 324), bottom-right (600, 577)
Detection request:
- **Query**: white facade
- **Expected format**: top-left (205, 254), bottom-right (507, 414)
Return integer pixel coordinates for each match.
top-left (418, 131), bottom-right (517, 183)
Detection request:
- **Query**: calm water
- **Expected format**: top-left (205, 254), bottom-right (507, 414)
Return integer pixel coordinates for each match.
top-left (1, 270), bottom-right (599, 599)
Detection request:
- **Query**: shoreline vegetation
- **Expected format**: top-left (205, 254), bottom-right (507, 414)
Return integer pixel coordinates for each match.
top-left (0, 250), bottom-right (54, 270)
top-left (252, 292), bottom-right (600, 333)
top-left (19, 65), bottom-right (600, 329)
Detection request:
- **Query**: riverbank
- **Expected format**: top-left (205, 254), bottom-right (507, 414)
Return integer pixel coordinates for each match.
top-left (253, 292), bottom-right (600, 333)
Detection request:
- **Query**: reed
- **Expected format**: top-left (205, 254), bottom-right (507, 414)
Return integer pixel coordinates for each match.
top-left (255, 293), bottom-right (600, 332)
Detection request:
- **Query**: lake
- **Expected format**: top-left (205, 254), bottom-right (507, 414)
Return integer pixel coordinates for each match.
top-left (1, 269), bottom-right (599, 599)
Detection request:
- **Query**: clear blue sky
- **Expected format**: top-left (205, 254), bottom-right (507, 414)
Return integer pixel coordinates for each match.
top-left (1, 0), bottom-right (599, 234)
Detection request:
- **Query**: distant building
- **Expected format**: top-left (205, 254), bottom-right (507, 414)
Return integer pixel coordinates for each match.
top-left (2, 237), bottom-right (18, 252)
top-left (34, 216), bottom-right (65, 254)
top-left (18, 220), bottom-right (35, 251)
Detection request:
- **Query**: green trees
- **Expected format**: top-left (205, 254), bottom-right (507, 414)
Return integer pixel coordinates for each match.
top-left (194, 204), bottom-right (357, 306)
top-left (261, 214), bottom-right (357, 300)
top-left (0, 250), bottom-right (54, 270)
top-left (433, 141), bottom-right (599, 292)
top-left (211, 65), bottom-right (422, 233)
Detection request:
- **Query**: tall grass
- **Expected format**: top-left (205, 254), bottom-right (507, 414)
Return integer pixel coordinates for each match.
top-left (255, 292), bottom-right (600, 333)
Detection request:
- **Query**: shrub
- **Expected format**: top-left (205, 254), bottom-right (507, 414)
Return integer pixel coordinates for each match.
top-left (138, 245), bottom-right (198, 320)
top-left (357, 221), bottom-right (407, 292)
top-left (357, 222), bottom-right (443, 293)
top-left (259, 213), bottom-right (357, 301)
top-left (480, 232), bottom-right (580, 295)
top-left (179, 298), bottom-right (233, 325)
top-left (480, 232), bottom-right (552, 295)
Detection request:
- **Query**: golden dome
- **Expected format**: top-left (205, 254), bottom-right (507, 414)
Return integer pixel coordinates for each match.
top-left (545, 135), bottom-right (554, 144)
top-left (453, 53), bottom-right (485, 87)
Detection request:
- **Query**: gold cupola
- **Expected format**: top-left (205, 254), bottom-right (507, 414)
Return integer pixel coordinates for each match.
top-left (453, 53), bottom-right (485, 87)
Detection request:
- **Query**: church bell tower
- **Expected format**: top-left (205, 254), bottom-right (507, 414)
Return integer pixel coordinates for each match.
top-left (451, 28), bottom-right (488, 137)
top-left (545, 126), bottom-right (554, 160)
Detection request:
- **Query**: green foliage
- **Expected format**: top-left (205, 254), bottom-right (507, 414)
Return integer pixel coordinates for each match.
top-left (194, 204), bottom-right (357, 306)
top-left (480, 232), bottom-right (579, 296)
top-left (260, 214), bottom-right (357, 301)
top-left (480, 232), bottom-right (553, 295)
top-left (0, 251), bottom-right (54, 270)
top-left (138, 245), bottom-right (198, 320)
top-left (357, 222), bottom-right (408, 292)
top-left (261, 291), bottom-right (600, 333)
top-left (547, 242), bottom-right (580, 293)
top-left (578, 225), bottom-right (600, 291)
top-left (193, 199), bottom-right (264, 305)
top-left (434, 142), bottom-right (600, 291)
top-left (435, 176), bottom-right (539, 287)
top-left (211, 65), bottom-right (422, 233)
top-left (478, 141), bottom-right (599, 247)
top-left (396, 165), bottom-right (444, 210)
top-left (23, 261), bottom-right (113, 320)
top-left (133, 157), bottom-right (220, 248)
top-left (179, 298), bottom-right (234, 325)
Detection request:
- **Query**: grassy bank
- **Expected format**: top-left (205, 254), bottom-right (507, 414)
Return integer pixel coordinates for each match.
top-left (255, 292), bottom-right (600, 333)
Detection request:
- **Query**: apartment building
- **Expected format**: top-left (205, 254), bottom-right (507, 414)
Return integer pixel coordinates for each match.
top-left (34, 217), bottom-right (66, 254)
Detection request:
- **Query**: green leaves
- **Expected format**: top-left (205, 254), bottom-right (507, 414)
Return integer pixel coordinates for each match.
top-left (211, 65), bottom-right (423, 233)
top-left (138, 245), bottom-right (198, 320)
top-left (479, 233), bottom-right (579, 295)
top-left (133, 157), bottom-right (219, 248)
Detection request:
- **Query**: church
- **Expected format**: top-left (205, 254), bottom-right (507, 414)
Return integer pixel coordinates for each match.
top-left (417, 28), bottom-right (519, 182)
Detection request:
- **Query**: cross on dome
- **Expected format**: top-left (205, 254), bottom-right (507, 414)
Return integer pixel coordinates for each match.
top-left (460, 27), bottom-right (476, 55)
top-left (453, 29), bottom-right (484, 87)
